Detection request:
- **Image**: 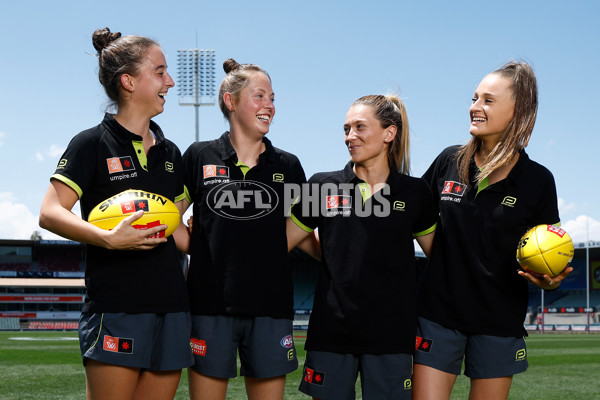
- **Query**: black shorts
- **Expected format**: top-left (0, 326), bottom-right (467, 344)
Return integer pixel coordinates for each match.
top-left (414, 317), bottom-right (528, 378)
top-left (189, 315), bottom-right (298, 378)
top-left (298, 350), bottom-right (413, 400)
top-left (79, 312), bottom-right (193, 371)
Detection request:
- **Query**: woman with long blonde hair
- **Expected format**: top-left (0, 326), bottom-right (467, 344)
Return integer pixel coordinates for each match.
top-left (413, 61), bottom-right (573, 400)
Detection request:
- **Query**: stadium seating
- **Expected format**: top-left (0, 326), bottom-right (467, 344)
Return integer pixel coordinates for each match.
top-left (27, 320), bottom-right (78, 330)
top-left (0, 317), bottom-right (20, 329)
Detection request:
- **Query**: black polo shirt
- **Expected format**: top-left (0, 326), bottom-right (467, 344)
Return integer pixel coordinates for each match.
top-left (51, 113), bottom-right (188, 314)
top-left (418, 145), bottom-right (559, 337)
top-left (182, 132), bottom-right (306, 319)
top-left (291, 162), bottom-right (437, 355)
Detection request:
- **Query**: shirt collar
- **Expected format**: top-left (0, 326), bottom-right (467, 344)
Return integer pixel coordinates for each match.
top-left (102, 113), bottom-right (166, 147)
top-left (217, 131), bottom-right (276, 163)
top-left (469, 149), bottom-right (529, 189)
top-left (506, 149), bottom-right (529, 185)
top-left (341, 161), bottom-right (403, 193)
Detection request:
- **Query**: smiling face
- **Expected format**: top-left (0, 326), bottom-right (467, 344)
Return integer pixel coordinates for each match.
top-left (469, 73), bottom-right (515, 145)
top-left (227, 72), bottom-right (274, 137)
top-left (129, 45), bottom-right (175, 118)
top-left (344, 104), bottom-right (394, 168)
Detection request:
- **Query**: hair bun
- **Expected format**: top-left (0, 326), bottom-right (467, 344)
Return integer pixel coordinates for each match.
top-left (223, 58), bottom-right (241, 74)
top-left (92, 27), bottom-right (122, 53)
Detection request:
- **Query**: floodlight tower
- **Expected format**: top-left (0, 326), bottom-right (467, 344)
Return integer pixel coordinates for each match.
top-left (177, 49), bottom-right (216, 142)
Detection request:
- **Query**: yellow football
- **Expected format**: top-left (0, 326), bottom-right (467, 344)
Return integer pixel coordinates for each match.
top-left (516, 224), bottom-right (574, 278)
top-left (88, 189), bottom-right (180, 238)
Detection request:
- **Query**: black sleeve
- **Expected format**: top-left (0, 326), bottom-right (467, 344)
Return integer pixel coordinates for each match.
top-left (51, 128), bottom-right (99, 197)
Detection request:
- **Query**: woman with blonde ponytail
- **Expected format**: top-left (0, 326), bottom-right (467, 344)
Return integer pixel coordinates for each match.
top-left (287, 94), bottom-right (437, 399)
top-left (413, 61), bottom-right (572, 400)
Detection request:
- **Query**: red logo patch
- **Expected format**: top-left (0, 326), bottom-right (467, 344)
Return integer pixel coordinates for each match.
top-left (415, 336), bottom-right (433, 353)
top-left (120, 200), bottom-right (136, 214)
top-left (106, 156), bottom-right (135, 174)
top-left (120, 199), bottom-right (148, 214)
top-left (190, 338), bottom-right (207, 356)
top-left (132, 219), bottom-right (165, 239)
top-left (304, 367), bottom-right (325, 386)
top-left (103, 335), bottom-right (133, 354)
top-left (326, 195), bottom-right (351, 209)
top-left (547, 225), bottom-right (566, 238)
top-left (441, 181), bottom-right (466, 197)
top-left (203, 165), bottom-right (229, 179)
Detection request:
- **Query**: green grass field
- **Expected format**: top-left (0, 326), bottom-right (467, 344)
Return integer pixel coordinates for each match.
top-left (1, 331), bottom-right (599, 399)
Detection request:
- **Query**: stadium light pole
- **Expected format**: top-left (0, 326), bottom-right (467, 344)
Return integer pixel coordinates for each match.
top-left (586, 217), bottom-right (590, 333)
top-left (177, 49), bottom-right (216, 142)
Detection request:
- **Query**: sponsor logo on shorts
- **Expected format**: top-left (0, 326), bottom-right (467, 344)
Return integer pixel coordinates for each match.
top-left (106, 156), bottom-right (135, 174)
top-left (304, 366), bottom-right (325, 386)
top-left (515, 348), bottom-right (527, 361)
top-left (190, 338), bottom-right (206, 356)
top-left (501, 196), bottom-right (517, 207)
top-left (415, 336), bottom-right (433, 353)
top-left (404, 378), bottom-right (412, 390)
top-left (203, 165), bottom-right (229, 179)
top-left (103, 335), bottom-right (133, 354)
top-left (441, 181), bottom-right (466, 197)
top-left (280, 335), bottom-right (294, 349)
top-left (287, 348), bottom-right (295, 361)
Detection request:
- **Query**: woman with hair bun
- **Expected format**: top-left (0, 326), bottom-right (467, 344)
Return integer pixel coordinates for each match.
top-left (287, 94), bottom-right (437, 399)
top-left (412, 61), bottom-right (573, 400)
top-left (179, 58), bottom-right (306, 399)
top-left (39, 27), bottom-right (192, 400)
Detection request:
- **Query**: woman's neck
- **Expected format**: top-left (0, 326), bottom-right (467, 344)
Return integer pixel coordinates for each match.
top-left (229, 129), bottom-right (265, 168)
top-left (114, 108), bottom-right (152, 139)
top-left (114, 108), bottom-right (154, 154)
top-left (353, 160), bottom-right (390, 193)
